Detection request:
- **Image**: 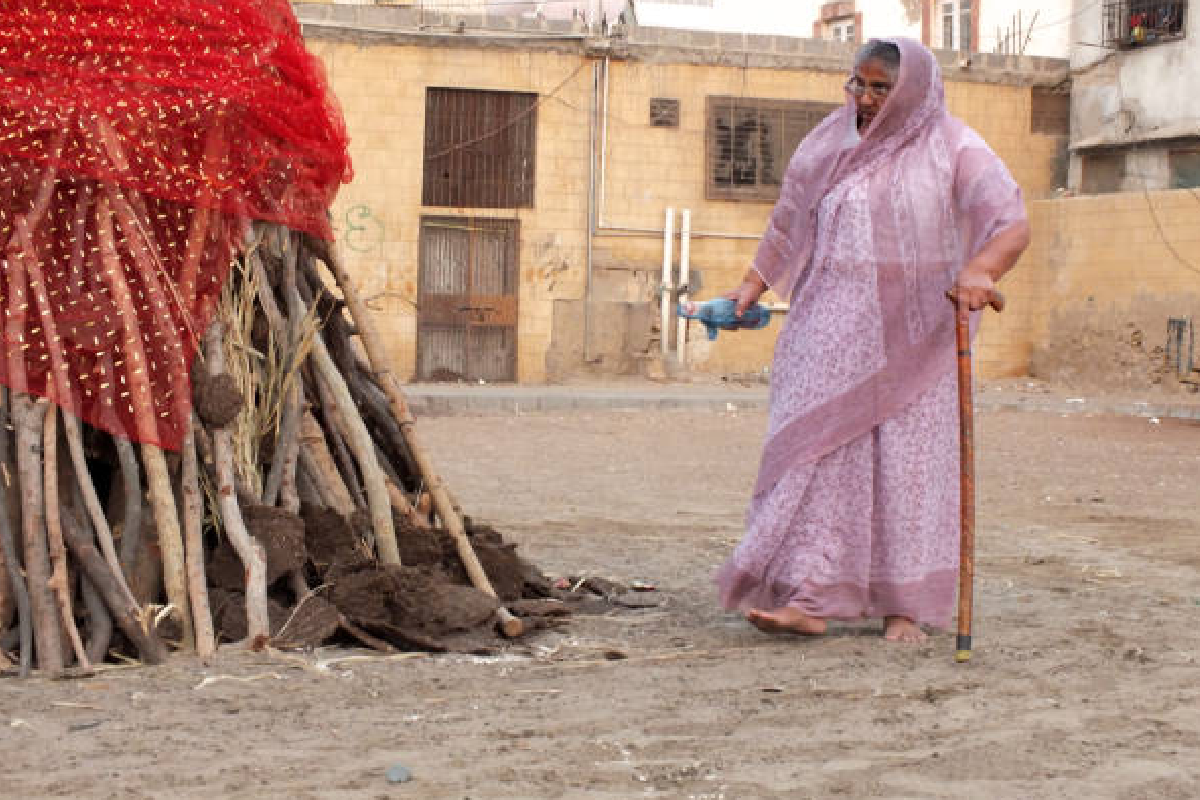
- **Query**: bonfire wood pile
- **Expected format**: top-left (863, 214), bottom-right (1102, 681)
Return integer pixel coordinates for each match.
top-left (0, 222), bottom-right (560, 679)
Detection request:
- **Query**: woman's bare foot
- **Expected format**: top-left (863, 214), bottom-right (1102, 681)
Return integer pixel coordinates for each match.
top-left (745, 607), bottom-right (827, 635)
top-left (883, 616), bottom-right (928, 643)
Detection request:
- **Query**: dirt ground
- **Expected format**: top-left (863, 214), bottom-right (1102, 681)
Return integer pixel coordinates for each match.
top-left (3, 391), bottom-right (1200, 799)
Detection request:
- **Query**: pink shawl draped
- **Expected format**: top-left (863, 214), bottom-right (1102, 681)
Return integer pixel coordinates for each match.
top-left (751, 38), bottom-right (1026, 496)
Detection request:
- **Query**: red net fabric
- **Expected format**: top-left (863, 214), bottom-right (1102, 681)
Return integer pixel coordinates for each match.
top-left (0, 0), bottom-right (352, 450)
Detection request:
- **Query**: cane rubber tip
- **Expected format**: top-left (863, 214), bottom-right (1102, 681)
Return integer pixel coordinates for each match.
top-left (955, 634), bottom-right (972, 662)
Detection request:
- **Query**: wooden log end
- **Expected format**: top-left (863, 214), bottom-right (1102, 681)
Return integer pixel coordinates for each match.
top-left (495, 608), bottom-right (524, 639)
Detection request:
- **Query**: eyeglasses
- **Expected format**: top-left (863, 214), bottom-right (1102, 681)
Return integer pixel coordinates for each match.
top-left (845, 77), bottom-right (892, 100)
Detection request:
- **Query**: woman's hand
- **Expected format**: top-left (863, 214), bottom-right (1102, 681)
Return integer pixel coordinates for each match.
top-left (951, 220), bottom-right (1030, 312)
top-left (723, 272), bottom-right (768, 317)
top-left (951, 265), bottom-right (1000, 312)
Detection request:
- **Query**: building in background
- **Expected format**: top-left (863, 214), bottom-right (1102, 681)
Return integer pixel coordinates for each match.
top-left (293, 2), bottom-right (1067, 385)
top-left (633, 0), bottom-right (1073, 57)
top-left (312, 0), bottom-right (1073, 56)
top-left (1013, 0), bottom-right (1200, 391)
top-left (1069, 0), bottom-right (1197, 193)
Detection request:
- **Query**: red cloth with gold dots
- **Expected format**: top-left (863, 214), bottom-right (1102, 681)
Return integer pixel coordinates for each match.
top-left (0, 0), bottom-right (351, 449)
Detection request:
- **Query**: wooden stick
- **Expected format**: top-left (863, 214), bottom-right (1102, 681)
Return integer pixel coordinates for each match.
top-left (63, 414), bottom-right (140, 610)
top-left (0, 545), bottom-right (12, 639)
top-left (43, 409), bottom-right (91, 671)
top-left (0, 392), bottom-right (32, 676)
top-left (114, 435), bottom-right (144, 574)
top-left (0, 477), bottom-right (11, 636)
top-left (95, 192), bottom-right (194, 649)
top-left (954, 303), bottom-right (977, 664)
top-left (387, 480), bottom-right (430, 530)
top-left (344, 364), bottom-right (422, 488)
top-left (307, 237), bottom-right (523, 637)
top-left (12, 395), bottom-right (65, 674)
top-left (950, 289), bottom-right (1003, 664)
top-left (8, 182), bottom-right (142, 616)
top-left (181, 416), bottom-right (216, 658)
top-left (263, 234), bottom-right (305, 514)
top-left (337, 614), bottom-right (399, 654)
top-left (294, 460), bottom-right (324, 509)
top-left (203, 321), bottom-right (271, 648)
top-left (80, 576), bottom-right (114, 666)
top-left (259, 240), bottom-right (310, 598)
top-left (317, 302), bottom-right (420, 483)
top-left (290, 271), bottom-right (371, 513)
top-left (0, 437), bottom-right (13, 634)
top-left (59, 500), bottom-right (168, 666)
top-left (278, 239), bottom-right (306, 516)
top-left (263, 387), bottom-right (302, 509)
top-left (0, 182), bottom-right (58, 670)
top-left (306, 362), bottom-right (367, 510)
top-left (299, 411), bottom-right (356, 516)
top-left (309, 330), bottom-right (400, 565)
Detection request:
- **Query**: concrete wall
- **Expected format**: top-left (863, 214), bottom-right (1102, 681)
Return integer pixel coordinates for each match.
top-left (1070, 0), bottom-right (1198, 183)
top-left (1014, 190), bottom-right (1200, 390)
top-left (295, 3), bottom-right (1067, 383)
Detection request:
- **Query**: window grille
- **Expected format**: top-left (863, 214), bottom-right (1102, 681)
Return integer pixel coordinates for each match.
top-left (650, 98), bottom-right (681, 128)
top-left (706, 97), bottom-right (838, 202)
top-left (423, 88), bottom-right (537, 209)
top-left (1103, 0), bottom-right (1187, 48)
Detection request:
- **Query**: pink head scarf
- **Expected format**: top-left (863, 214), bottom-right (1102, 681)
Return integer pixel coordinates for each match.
top-left (753, 38), bottom-right (954, 300)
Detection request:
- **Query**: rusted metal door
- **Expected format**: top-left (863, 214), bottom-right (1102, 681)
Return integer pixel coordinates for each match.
top-left (417, 216), bottom-right (519, 382)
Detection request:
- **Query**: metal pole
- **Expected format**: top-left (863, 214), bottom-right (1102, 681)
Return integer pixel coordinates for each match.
top-left (676, 209), bottom-right (691, 365)
top-left (660, 208), bottom-right (675, 357)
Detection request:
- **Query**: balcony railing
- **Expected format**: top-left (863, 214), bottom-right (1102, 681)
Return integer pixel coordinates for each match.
top-left (1103, 0), bottom-right (1187, 48)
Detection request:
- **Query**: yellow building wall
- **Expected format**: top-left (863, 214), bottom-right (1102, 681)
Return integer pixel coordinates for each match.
top-left (307, 35), bottom-right (1064, 382)
top-left (307, 41), bottom-right (593, 382)
top-left (1013, 190), bottom-right (1200, 388)
top-left (597, 61), bottom-right (1064, 378)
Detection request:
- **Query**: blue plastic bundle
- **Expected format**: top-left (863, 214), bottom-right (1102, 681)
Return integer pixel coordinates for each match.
top-left (676, 298), bottom-right (772, 340)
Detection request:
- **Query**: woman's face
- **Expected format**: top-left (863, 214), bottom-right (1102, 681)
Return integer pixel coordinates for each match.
top-left (851, 59), bottom-right (895, 131)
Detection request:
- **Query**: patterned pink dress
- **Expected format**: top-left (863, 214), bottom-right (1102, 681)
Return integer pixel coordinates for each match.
top-left (717, 176), bottom-right (960, 627)
top-left (715, 38), bottom-right (1026, 628)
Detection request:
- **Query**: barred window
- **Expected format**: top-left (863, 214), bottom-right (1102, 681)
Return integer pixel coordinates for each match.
top-left (1103, 0), bottom-right (1188, 49)
top-left (423, 88), bottom-right (537, 209)
top-left (706, 97), bottom-right (838, 202)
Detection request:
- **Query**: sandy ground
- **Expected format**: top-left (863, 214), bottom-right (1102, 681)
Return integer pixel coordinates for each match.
top-left (3, 396), bottom-right (1200, 799)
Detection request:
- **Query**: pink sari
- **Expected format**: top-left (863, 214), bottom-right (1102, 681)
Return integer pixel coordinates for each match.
top-left (715, 39), bottom-right (1026, 628)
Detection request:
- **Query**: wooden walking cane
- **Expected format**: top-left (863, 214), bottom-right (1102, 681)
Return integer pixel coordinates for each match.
top-left (951, 287), bottom-right (1004, 664)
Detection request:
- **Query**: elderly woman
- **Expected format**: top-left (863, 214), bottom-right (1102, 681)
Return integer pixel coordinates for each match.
top-left (715, 38), bottom-right (1030, 643)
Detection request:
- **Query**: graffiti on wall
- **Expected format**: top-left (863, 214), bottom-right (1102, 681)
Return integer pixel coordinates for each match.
top-left (332, 204), bottom-right (385, 256)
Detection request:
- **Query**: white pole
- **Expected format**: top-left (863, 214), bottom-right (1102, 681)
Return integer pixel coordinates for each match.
top-left (660, 207), bottom-right (675, 357)
top-left (676, 209), bottom-right (691, 365)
